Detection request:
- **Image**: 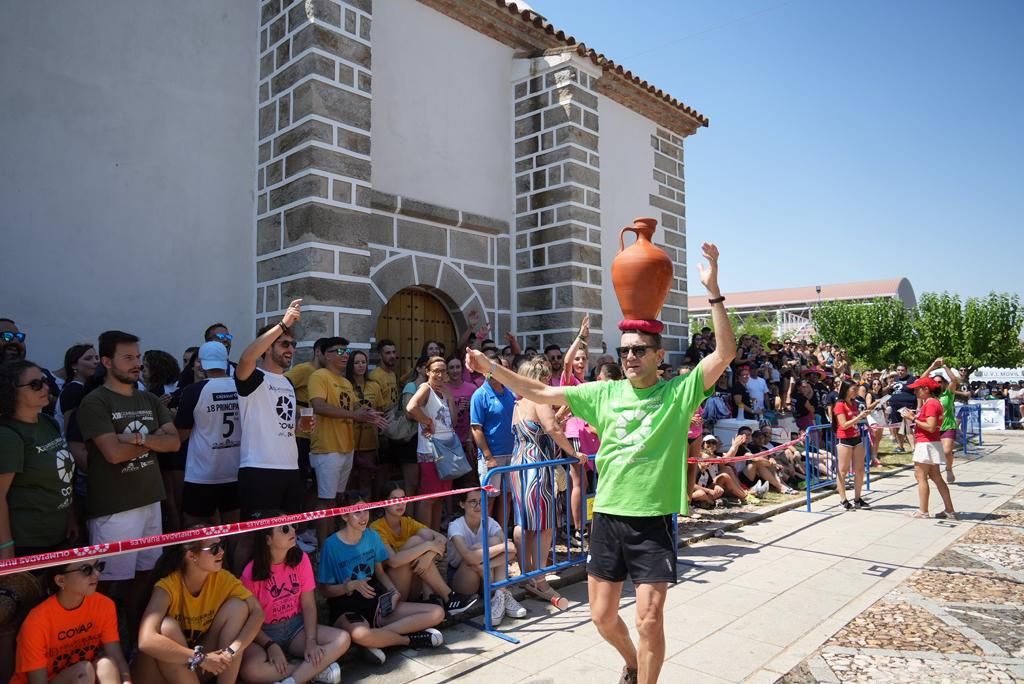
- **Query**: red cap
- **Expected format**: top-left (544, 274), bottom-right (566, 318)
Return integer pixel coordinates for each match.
top-left (907, 376), bottom-right (942, 391)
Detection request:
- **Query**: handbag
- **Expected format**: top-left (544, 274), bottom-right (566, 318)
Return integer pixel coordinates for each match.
top-left (383, 391), bottom-right (418, 443)
top-left (429, 433), bottom-right (472, 480)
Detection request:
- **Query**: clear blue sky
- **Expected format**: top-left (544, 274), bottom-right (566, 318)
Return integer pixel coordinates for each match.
top-left (538, 0), bottom-right (1024, 301)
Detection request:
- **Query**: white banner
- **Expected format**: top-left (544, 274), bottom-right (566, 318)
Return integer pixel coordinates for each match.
top-left (969, 399), bottom-right (1005, 431)
top-left (970, 367), bottom-right (1024, 383)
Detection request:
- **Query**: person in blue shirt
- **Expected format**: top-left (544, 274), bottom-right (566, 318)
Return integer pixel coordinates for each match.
top-left (317, 493), bottom-right (444, 665)
top-left (469, 360), bottom-right (516, 519)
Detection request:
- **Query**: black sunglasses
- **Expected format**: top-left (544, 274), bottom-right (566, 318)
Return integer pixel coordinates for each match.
top-left (62, 561), bottom-right (106, 577)
top-left (616, 345), bottom-right (656, 359)
top-left (199, 542), bottom-right (225, 556)
top-left (325, 348), bottom-right (350, 356)
top-left (1, 331), bottom-right (26, 343)
top-left (212, 332), bottom-right (233, 342)
top-left (276, 340), bottom-right (297, 349)
top-left (17, 378), bottom-right (48, 391)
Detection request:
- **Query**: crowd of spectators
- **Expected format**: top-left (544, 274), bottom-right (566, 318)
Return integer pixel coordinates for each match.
top-left (0, 311), bottom-right (990, 682)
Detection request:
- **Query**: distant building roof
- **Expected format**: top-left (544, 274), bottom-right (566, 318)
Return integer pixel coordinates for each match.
top-left (688, 278), bottom-right (916, 313)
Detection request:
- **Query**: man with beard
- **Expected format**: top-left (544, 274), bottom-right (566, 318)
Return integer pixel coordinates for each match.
top-left (884, 363), bottom-right (917, 453)
top-left (1, 318), bottom-right (60, 412)
top-left (234, 299), bottom-right (304, 520)
top-left (76, 330), bottom-right (181, 614)
top-left (544, 344), bottom-right (564, 379)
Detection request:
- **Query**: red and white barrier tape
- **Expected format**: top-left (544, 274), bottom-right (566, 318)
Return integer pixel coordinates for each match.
top-left (687, 435), bottom-right (805, 465)
top-left (0, 485), bottom-right (492, 577)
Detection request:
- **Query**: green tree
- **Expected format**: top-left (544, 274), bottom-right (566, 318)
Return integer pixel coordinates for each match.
top-left (813, 298), bottom-right (913, 369)
top-left (730, 312), bottom-right (776, 345)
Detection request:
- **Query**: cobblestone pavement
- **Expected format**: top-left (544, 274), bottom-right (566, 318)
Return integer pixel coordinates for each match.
top-left (778, 488), bottom-right (1024, 683)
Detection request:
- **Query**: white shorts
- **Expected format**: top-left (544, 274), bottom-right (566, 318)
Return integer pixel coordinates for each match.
top-left (478, 454), bottom-right (511, 497)
top-left (310, 451), bottom-right (354, 499)
top-left (913, 441), bottom-right (944, 466)
top-left (87, 502), bottom-right (162, 581)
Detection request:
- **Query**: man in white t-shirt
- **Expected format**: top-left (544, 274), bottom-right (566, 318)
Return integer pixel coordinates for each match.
top-left (234, 299), bottom-right (303, 520)
top-left (745, 370), bottom-right (769, 415)
top-left (175, 341), bottom-right (242, 526)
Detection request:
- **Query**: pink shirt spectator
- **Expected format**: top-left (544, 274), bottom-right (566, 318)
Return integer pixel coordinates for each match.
top-left (448, 379), bottom-right (478, 443)
top-left (240, 553), bottom-right (315, 624)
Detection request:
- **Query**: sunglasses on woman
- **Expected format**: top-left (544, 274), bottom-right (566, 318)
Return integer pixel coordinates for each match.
top-left (199, 542), bottom-right (225, 556)
top-left (63, 561), bottom-right (106, 577)
top-left (17, 378), bottom-right (48, 391)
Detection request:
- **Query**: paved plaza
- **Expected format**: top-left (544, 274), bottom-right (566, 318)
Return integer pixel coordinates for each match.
top-left (339, 433), bottom-right (1024, 683)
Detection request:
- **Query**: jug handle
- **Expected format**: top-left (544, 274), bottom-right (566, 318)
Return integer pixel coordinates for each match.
top-left (619, 226), bottom-right (639, 252)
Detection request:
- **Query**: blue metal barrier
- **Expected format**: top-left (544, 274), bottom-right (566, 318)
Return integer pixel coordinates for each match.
top-left (477, 455), bottom-right (589, 643)
top-left (957, 404), bottom-right (983, 454)
top-left (803, 424), bottom-right (873, 512)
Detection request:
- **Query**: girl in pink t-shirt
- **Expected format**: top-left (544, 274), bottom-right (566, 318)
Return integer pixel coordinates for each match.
top-left (240, 518), bottom-right (351, 684)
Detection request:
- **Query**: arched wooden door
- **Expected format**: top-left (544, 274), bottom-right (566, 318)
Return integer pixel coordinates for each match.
top-left (375, 288), bottom-right (457, 379)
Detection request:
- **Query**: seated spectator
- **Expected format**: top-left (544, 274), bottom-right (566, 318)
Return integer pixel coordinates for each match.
top-left (12, 559), bottom-right (129, 684)
top-left (1, 360), bottom-right (78, 560)
top-left (318, 493), bottom-right (444, 666)
top-left (134, 536), bottom-right (264, 682)
top-left (692, 435), bottom-right (751, 505)
top-left (751, 426), bottom-right (800, 486)
top-left (729, 427), bottom-right (796, 495)
top-left (371, 482), bottom-right (477, 616)
top-left (447, 490), bottom-right (527, 627)
top-left (240, 517), bottom-right (349, 684)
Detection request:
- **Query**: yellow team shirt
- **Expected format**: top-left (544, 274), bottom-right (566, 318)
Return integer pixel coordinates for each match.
top-left (154, 570), bottom-right (251, 647)
top-left (368, 367), bottom-right (399, 410)
top-left (308, 368), bottom-right (356, 454)
top-left (285, 362), bottom-right (317, 439)
top-left (352, 379), bottom-right (385, 451)
top-left (370, 515), bottom-right (427, 550)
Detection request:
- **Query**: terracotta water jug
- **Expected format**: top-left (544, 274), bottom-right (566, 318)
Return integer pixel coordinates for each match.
top-left (611, 217), bottom-right (674, 328)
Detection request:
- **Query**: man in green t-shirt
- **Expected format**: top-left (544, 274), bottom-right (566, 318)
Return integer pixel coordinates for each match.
top-left (77, 330), bottom-right (180, 613)
top-left (465, 243), bottom-right (736, 684)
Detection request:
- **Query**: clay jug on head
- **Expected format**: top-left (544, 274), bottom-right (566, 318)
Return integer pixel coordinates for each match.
top-left (611, 217), bottom-right (674, 324)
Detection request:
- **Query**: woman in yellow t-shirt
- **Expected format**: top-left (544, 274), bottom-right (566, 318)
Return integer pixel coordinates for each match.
top-left (346, 350), bottom-right (386, 494)
top-left (370, 482), bottom-right (478, 618)
top-left (133, 536), bottom-right (264, 682)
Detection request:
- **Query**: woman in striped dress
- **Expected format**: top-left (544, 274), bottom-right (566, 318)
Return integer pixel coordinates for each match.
top-left (509, 357), bottom-right (586, 601)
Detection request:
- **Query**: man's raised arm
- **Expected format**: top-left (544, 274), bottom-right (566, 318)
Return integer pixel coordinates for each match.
top-left (697, 243), bottom-right (737, 390)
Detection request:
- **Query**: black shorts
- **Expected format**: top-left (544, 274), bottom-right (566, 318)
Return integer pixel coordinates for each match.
top-left (238, 467), bottom-right (304, 520)
top-left (327, 580), bottom-right (388, 625)
top-left (889, 405), bottom-right (911, 424)
top-left (182, 481), bottom-right (240, 519)
top-left (838, 436), bottom-right (862, 447)
top-left (737, 469), bottom-right (758, 488)
top-left (296, 437), bottom-right (312, 480)
top-left (587, 512), bottom-right (677, 584)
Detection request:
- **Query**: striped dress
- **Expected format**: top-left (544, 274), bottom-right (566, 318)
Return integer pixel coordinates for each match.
top-left (509, 416), bottom-right (557, 531)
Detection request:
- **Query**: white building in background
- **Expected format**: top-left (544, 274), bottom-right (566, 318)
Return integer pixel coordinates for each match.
top-left (1, 0), bottom-right (708, 373)
top-left (688, 278), bottom-right (917, 340)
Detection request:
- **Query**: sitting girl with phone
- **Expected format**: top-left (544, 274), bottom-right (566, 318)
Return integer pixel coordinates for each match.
top-left (317, 493), bottom-right (445, 666)
top-left (239, 515), bottom-right (350, 684)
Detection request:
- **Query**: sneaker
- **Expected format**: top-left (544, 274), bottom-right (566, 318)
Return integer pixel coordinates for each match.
top-left (408, 628), bottom-right (444, 649)
top-left (489, 590), bottom-right (506, 627)
top-left (444, 592), bottom-right (478, 616)
top-left (502, 589), bottom-right (527, 619)
top-left (911, 511), bottom-right (930, 519)
top-left (619, 666), bottom-right (639, 684)
top-left (751, 480), bottom-right (766, 498)
top-left (946, 469), bottom-right (956, 484)
top-left (312, 662), bottom-right (342, 684)
top-left (783, 487), bottom-right (798, 495)
top-left (895, 446), bottom-right (906, 453)
top-left (854, 497), bottom-right (871, 510)
top-left (275, 678), bottom-right (297, 684)
top-left (362, 645), bottom-right (386, 665)
top-left (935, 511), bottom-right (959, 520)
top-left (840, 499), bottom-right (854, 511)
top-left (570, 529), bottom-right (586, 548)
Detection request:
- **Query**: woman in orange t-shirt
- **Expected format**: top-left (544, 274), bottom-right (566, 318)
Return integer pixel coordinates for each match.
top-left (13, 559), bottom-right (130, 683)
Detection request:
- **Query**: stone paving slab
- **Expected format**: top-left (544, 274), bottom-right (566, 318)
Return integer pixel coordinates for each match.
top-left (776, 433), bottom-right (1024, 683)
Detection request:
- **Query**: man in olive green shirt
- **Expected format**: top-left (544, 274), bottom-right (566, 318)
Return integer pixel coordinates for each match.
top-left (466, 244), bottom-right (736, 684)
